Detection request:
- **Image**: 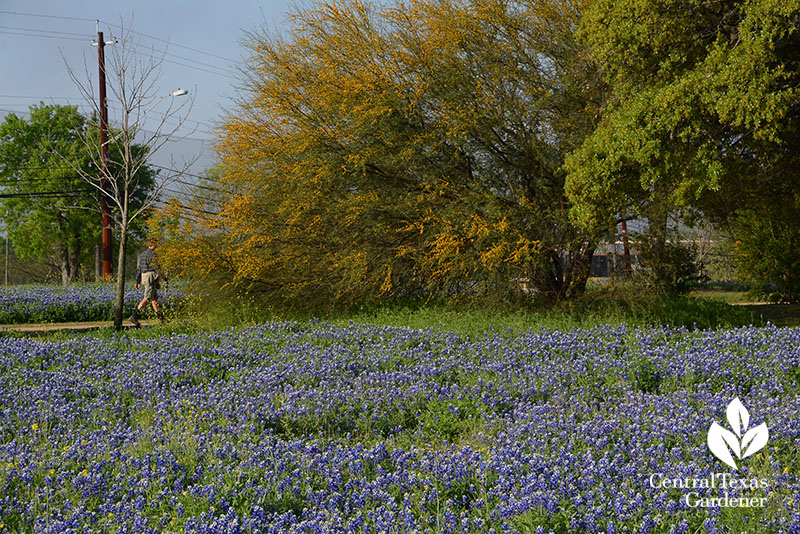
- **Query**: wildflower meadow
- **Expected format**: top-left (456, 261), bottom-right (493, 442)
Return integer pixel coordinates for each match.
top-left (0, 284), bottom-right (184, 325)
top-left (1, 321), bottom-right (798, 533)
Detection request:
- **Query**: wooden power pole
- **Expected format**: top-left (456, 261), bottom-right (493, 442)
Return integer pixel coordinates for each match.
top-left (94, 25), bottom-right (115, 280)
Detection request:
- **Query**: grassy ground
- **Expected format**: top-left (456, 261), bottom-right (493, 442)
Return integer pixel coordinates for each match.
top-left (736, 302), bottom-right (800, 327)
top-left (8, 285), bottom-right (798, 343)
top-left (690, 288), bottom-right (800, 327)
top-left (689, 289), bottom-right (755, 304)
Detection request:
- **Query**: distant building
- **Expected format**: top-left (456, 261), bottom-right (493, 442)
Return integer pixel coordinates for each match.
top-left (590, 242), bottom-right (641, 278)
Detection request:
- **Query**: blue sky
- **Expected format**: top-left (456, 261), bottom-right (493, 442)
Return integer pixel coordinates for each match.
top-left (0, 0), bottom-right (313, 174)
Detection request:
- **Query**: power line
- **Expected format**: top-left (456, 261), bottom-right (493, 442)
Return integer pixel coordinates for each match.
top-left (148, 163), bottom-right (206, 180)
top-left (0, 10), bottom-right (96, 23)
top-left (0, 95), bottom-right (85, 101)
top-left (175, 178), bottom-right (230, 194)
top-left (148, 164), bottom-right (232, 194)
top-left (0, 25), bottom-right (90, 38)
top-left (153, 198), bottom-right (220, 217)
top-left (165, 52), bottom-right (234, 75)
top-left (0, 30), bottom-right (88, 42)
top-left (0, 10), bottom-right (238, 75)
top-left (161, 186), bottom-right (222, 206)
top-left (0, 95), bottom-right (215, 128)
top-left (161, 58), bottom-right (232, 78)
top-left (98, 19), bottom-right (237, 64)
top-left (2, 163), bottom-right (233, 198)
top-left (0, 28), bottom-right (234, 76)
top-left (0, 189), bottom-right (93, 199)
top-left (0, 10), bottom-right (238, 64)
top-left (132, 124), bottom-right (216, 142)
top-left (0, 99), bottom-right (217, 139)
top-left (0, 178), bottom-right (73, 186)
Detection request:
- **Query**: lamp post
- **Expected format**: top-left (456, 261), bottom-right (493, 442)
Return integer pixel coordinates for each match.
top-left (93, 32), bottom-right (188, 282)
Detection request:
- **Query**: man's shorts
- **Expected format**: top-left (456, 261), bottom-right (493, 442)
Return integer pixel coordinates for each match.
top-left (141, 271), bottom-right (160, 300)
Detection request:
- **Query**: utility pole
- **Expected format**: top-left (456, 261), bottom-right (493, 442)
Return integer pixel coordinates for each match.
top-left (4, 209), bottom-right (8, 285)
top-left (93, 23), bottom-right (115, 281)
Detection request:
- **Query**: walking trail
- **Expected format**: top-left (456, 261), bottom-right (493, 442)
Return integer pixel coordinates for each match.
top-left (0, 320), bottom-right (156, 333)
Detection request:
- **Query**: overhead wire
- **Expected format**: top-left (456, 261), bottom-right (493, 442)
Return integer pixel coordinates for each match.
top-left (0, 99), bottom-right (218, 141)
top-left (0, 10), bottom-right (238, 79)
top-left (1, 162), bottom-right (233, 201)
top-left (0, 25), bottom-right (90, 38)
top-left (0, 6), bottom-right (240, 71)
top-left (161, 188), bottom-right (221, 207)
top-left (1, 9), bottom-right (237, 215)
top-left (0, 29), bottom-right (89, 42)
top-left (0, 95), bottom-right (87, 101)
top-left (152, 197), bottom-right (220, 217)
top-left (0, 13), bottom-right (231, 137)
top-left (109, 20), bottom-right (238, 77)
top-left (97, 18), bottom-right (237, 64)
top-left (0, 10), bottom-right (96, 23)
top-left (147, 165), bottom-right (233, 197)
top-left (161, 58), bottom-right (232, 78)
top-left (0, 189), bottom-right (94, 198)
top-left (0, 100), bottom-right (213, 136)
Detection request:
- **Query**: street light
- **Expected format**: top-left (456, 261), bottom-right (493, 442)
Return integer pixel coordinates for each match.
top-left (97, 86), bottom-right (189, 280)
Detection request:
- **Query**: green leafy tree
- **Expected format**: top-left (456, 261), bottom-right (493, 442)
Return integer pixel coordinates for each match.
top-left (0, 104), bottom-right (97, 285)
top-left (565, 0), bottom-right (800, 299)
top-left (732, 203), bottom-right (800, 301)
top-left (0, 104), bottom-right (158, 287)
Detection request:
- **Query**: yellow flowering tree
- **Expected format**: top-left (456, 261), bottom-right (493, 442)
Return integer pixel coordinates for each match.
top-left (160, 0), bottom-right (606, 307)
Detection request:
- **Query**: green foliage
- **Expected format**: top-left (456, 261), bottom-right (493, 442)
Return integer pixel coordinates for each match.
top-left (548, 280), bottom-right (761, 330)
top-left (636, 234), bottom-right (706, 294)
top-left (731, 203), bottom-right (800, 303)
top-left (316, 285), bottom-right (760, 334)
top-left (0, 105), bottom-right (97, 284)
top-left (0, 104), bottom-right (157, 285)
top-left (566, 0), bottom-right (799, 222)
top-left (633, 359), bottom-right (662, 394)
top-left (564, 0), bottom-right (800, 301)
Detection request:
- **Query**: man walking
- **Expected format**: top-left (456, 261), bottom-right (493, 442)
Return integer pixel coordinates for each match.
top-left (129, 240), bottom-right (166, 327)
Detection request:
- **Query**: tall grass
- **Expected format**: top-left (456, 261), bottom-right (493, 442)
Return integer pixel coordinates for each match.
top-left (338, 291), bottom-right (762, 338)
top-left (20, 280), bottom-right (763, 343)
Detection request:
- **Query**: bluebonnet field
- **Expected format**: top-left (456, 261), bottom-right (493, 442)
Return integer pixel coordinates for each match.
top-left (0, 321), bottom-right (798, 533)
top-left (0, 284), bottom-right (183, 324)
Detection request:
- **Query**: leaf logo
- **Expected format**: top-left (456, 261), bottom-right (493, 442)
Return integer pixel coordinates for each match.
top-left (707, 398), bottom-right (769, 469)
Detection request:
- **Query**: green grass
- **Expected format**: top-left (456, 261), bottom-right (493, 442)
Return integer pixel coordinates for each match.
top-left (689, 289), bottom-right (755, 304)
top-left (339, 292), bottom-right (762, 337)
top-left (11, 282), bottom-right (787, 344)
top-left (736, 303), bottom-right (800, 328)
top-left (689, 289), bottom-right (800, 327)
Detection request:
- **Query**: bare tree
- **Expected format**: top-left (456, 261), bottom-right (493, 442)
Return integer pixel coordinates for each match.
top-left (63, 21), bottom-right (197, 329)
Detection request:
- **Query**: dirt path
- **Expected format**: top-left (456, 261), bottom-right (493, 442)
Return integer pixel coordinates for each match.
top-left (0, 320), bottom-right (156, 332)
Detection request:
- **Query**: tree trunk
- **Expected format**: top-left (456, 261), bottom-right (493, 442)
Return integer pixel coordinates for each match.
top-left (60, 248), bottom-right (72, 286)
top-left (69, 243), bottom-right (81, 284)
top-left (648, 205), bottom-right (669, 252)
top-left (530, 250), bottom-right (566, 303)
top-left (564, 241), bottom-right (595, 299)
top-left (533, 241), bottom-right (595, 302)
top-left (113, 225), bottom-right (129, 330)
